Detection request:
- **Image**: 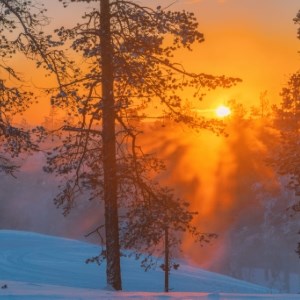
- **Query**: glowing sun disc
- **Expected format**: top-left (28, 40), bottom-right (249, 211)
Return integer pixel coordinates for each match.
top-left (216, 105), bottom-right (231, 117)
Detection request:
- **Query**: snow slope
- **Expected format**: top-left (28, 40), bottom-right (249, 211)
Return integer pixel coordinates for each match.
top-left (0, 230), bottom-right (298, 299)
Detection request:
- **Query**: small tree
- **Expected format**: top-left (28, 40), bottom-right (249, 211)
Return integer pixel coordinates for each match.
top-left (121, 187), bottom-right (217, 292)
top-left (44, 0), bottom-right (240, 290)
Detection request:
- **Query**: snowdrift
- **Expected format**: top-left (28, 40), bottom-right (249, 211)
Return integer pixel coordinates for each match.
top-left (0, 230), bottom-right (296, 299)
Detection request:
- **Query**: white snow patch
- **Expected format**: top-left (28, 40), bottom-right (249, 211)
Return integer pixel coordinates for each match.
top-left (0, 230), bottom-right (299, 299)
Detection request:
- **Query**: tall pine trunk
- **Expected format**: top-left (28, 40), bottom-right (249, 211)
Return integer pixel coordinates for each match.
top-left (100, 0), bottom-right (122, 290)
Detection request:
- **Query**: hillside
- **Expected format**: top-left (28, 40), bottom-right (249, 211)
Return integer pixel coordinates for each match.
top-left (1, 230), bottom-right (296, 299)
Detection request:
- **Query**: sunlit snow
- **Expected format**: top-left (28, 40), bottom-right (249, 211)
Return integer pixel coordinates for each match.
top-left (0, 230), bottom-right (299, 299)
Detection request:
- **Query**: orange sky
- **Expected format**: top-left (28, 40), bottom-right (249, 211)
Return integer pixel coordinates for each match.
top-left (178, 0), bottom-right (299, 109)
top-left (16, 0), bottom-right (300, 123)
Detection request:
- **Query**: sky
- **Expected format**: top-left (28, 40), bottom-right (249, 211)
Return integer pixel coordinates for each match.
top-left (175, 0), bottom-right (300, 110)
top-left (19, 0), bottom-right (299, 123)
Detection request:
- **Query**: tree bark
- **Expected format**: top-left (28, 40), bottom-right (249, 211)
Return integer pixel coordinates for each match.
top-left (100, 0), bottom-right (122, 290)
top-left (164, 226), bottom-right (169, 293)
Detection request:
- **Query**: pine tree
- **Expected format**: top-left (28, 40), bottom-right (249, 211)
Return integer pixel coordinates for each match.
top-left (293, 9), bottom-right (300, 40)
top-left (44, 0), bottom-right (240, 290)
top-left (271, 10), bottom-right (300, 196)
top-left (272, 72), bottom-right (300, 195)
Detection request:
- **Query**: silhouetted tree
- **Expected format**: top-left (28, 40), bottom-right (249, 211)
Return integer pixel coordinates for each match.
top-left (294, 10), bottom-right (300, 40)
top-left (271, 10), bottom-right (300, 196)
top-left (0, 0), bottom-right (59, 175)
top-left (268, 11), bottom-right (300, 264)
top-left (122, 187), bottom-right (217, 292)
top-left (272, 72), bottom-right (300, 195)
top-left (44, 0), bottom-right (240, 290)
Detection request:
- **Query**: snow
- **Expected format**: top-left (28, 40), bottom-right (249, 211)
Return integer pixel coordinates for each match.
top-left (0, 230), bottom-right (299, 299)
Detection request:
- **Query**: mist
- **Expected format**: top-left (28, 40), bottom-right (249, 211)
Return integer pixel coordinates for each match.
top-left (0, 151), bottom-right (103, 241)
top-left (143, 118), bottom-right (300, 292)
top-left (1, 118), bottom-right (300, 292)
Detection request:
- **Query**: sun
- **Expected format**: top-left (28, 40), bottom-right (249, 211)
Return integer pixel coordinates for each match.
top-left (215, 105), bottom-right (231, 118)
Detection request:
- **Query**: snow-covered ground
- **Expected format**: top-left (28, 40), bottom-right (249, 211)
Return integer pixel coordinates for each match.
top-left (0, 230), bottom-right (299, 299)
